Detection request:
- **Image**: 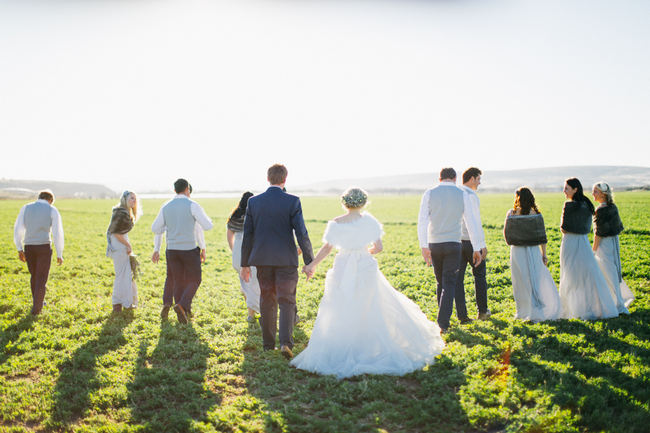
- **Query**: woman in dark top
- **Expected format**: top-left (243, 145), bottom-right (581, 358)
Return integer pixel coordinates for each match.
top-left (559, 178), bottom-right (618, 320)
top-left (592, 181), bottom-right (633, 313)
top-left (504, 187), bottom-right (560, 322)
top-left (226, 192), bottom-right (260, 322)
top-left (106, 190), bottom-right (141, 313)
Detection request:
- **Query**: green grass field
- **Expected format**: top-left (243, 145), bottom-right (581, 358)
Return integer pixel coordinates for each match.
top-left (1, 192), bottom-right (648, 432)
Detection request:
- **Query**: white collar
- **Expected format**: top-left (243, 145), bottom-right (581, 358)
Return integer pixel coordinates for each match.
top-left (439, 181), bottom-right (457, 186)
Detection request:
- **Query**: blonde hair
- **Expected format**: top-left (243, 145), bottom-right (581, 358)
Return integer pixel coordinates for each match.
top-left (341, 187), bottom-right (368, 209)
top-left (119, 191), bottom-right (141, 222)
top-left (593, 181), bottom-right (614, 205)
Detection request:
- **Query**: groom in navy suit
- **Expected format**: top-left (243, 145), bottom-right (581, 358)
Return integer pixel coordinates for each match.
top-left (241, 164), bottom-right (314, 359)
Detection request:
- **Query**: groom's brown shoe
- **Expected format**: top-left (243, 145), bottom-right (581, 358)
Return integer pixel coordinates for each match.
top-left (174, 304), bottom-right (188, 324)
top-left (161, 303), bottom-right (172, 319)
top-left (280, 345), bottom-right (293, 360)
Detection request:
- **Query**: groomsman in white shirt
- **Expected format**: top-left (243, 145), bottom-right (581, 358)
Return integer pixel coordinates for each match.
top-left (152, 179), bottom-right (213, 323)
top-left (458, 167), bottom-right (491, 321)
top-left (13, 189), bottom-right (64, 315)
top-left (418, 168), bottom-right (483, 333)
top-left (153, 216), bottom-right (207, 319)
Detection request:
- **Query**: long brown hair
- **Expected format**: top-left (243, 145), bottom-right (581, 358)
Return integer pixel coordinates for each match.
top-left (566, 177), bottom-right (595, 214)
top-left (514, 187), bottom-right (540, 215)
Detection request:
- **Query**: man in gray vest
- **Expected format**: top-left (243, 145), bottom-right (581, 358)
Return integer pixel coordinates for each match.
top-left (13, 189), bottom-right (64, 315)
top-left (417, 168), bottom-right (483, 333)
top-left (152, 179), bottom-right (213, 323)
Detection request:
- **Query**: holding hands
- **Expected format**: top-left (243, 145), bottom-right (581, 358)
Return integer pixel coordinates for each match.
top-left (302, 263), bottom-right (316, 281)
top-left (240, 266), bottom-right (251, 283)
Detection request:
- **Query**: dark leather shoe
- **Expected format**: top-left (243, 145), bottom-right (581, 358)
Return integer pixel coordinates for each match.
top-left (280, 345), bottom-right (293, 360)
top-left (161, 304), bottom-right (172, 319)
top-left (459, 317), bottom-right (473, 325)
top-left (174, 304), bottom-right (188, 324)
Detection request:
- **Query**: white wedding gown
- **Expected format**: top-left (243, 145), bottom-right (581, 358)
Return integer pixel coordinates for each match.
top-left (291, 213), bottom-right (445, 379)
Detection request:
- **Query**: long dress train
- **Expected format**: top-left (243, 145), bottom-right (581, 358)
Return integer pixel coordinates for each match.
top-left (594, 235), bottom-right (633, 313)
top-left (510, 245), bottom-right (561, 322)
top-left (291, 213), bottom-right (445, 379)
top-left (559, 233), bottom-right (618, 320)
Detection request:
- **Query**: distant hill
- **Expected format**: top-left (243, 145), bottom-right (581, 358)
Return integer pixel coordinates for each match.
top-left (295, 166), bottom-right (650, 194)
top-left (0, 179), bottom-right (116, 199)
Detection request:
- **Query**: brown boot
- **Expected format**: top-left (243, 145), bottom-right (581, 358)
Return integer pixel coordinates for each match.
top-left (112, 304), bottom-right (122, 313)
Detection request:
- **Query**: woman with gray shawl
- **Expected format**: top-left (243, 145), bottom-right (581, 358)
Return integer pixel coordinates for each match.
top-left (591, 181), bottom-right (633, 313)
top-left (504, 187), bottom-right (561, 322)
top-left (227, 192), bottom-right (260, 322)
top-left (106, 191), bottom-right (141, 313)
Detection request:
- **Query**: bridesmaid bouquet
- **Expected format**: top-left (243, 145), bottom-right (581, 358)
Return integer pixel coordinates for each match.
top-left (129, 255), bottom-right (141, 281)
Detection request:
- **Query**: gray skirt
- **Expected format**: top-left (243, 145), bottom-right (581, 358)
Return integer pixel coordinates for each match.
top-left (107, 233), bottom-right (138, 308)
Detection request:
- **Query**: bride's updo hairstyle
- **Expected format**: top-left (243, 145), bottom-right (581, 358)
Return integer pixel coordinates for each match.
top-left (593, 181), bottom-right (615, 205)
top-left (341, 187), bottom-right (368, 209)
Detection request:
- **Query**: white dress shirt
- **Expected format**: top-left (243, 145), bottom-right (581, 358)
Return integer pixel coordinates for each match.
top-left (13, 199), bottom-right (65, 258)
top-left (460, 185), bottom-right (487, 250)
top-left (417, 181), bottom-right (484, 251)
top-left (151, 194), bottom-right (213, 251)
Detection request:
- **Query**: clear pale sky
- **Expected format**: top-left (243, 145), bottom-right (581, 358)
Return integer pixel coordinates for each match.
top-left (1, 0), bottom-right (648, 192)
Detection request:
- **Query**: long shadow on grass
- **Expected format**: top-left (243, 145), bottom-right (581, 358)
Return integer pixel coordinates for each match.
top-left (49, 311), bottom-right (134, 427)
top-left (242, 319), bottom-right (472, 433)
top-left (510, 312), bottom-right (650, 433)
top-left (127, 320), bottom-right (220, 432)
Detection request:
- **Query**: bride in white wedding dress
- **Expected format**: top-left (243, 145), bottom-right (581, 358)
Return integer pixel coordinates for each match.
top-left (290, 188), bottom-right (445, 379)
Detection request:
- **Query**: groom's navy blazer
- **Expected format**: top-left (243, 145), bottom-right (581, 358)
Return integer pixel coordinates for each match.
top-left (241, 186), bottom-right (314, 268)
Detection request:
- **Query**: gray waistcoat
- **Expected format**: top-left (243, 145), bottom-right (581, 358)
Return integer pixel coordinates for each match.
top-left (24, 201), bottom-right (53, 245)
top-left (162, 198), bottom-right (197, 250)
top-left (428, 185), bottom-right (464, 244)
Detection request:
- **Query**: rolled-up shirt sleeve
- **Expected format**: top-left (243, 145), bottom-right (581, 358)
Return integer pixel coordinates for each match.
top-left (463, 191), bottom-right (485, 252)
top-left (194, 223), bottom-right (206, 250)
top-left (191, 202), bottom-right (213, 231)
top-left (51, 207), bottom-right (64, 258)
top-left (13, 205), bottom-right (27, 251)
top-left (151, 207), bottom-right (166, 235)
top-left (417, 191), bottom-right (431, 248)
top-left (153, 233), bottom-right (164, 253)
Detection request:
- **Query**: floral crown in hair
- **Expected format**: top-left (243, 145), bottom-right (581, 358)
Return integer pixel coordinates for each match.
top-left (341, 188), bottom-right (368, 208)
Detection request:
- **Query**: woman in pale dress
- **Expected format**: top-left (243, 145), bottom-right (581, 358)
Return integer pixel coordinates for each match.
top-left (559, 178), bottom-right (618, 320)
top-left (227, 192), bottom-right (260, 322)
top-left (504, 187), bottom-right (561, 322)
top-left (291, 188), bottom-right (445, 379)
top-left (106, 190), bottom-right (141, 313)
top-left (591, 181), bottom-right (633, 313)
